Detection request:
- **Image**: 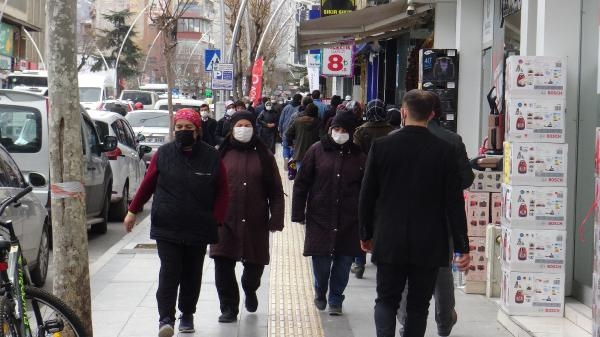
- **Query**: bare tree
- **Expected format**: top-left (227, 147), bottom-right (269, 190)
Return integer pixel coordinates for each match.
top-left (46, 0), bottom-right (93, 335)
top-left (150, 0), bottom-right (194, 133)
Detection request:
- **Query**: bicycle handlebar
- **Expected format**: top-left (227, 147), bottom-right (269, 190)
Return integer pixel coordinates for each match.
top-left (0, 186), bottom-right (33, 217)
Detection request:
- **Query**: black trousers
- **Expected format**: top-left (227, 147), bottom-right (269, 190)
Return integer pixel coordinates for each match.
top-left (375, 263), bottom-right (438, 337)
top-left (213, 256), bottom-right (265, 314)
top-left (156, 240), bottom-right (207, 323)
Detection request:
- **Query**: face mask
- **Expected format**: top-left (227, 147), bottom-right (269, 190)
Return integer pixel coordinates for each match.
top-left (226, 108), bottom-right (235, 116)
top-left (233, 126), bottom-right (254, 143)
top-left (245, 103), bottom-right (250, 108)
top-left (265, 105), bottom-right (272, 111)
top-left (331, 130), bottom-right (349, 144)
top-left (175, 130), bottom-right (195, 148)
top-left (200, 111), bottom-right (209, 119)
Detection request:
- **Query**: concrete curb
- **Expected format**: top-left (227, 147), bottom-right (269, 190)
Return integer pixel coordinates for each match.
top-left (89, 213), bottom-right (151, 277)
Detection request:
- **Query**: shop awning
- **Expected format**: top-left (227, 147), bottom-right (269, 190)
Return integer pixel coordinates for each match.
top-left (298, 1), bottom-right (432, 51)
top-left (3, 14), bottom-right (42, 32)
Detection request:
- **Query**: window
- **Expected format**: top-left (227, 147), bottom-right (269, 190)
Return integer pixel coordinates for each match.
top-left (82, 117), bottom-right (100, 155)
top-left (0, 107), bottom-right (42, 153)
top-left (121, 120), bottom-right (137, 148)
top-left (125, 112), bottom-right (170, 128)
top-left (79, 87), bottom-right (103, 103)
top-left (0, 147), bottom-right (24, 188)
top-left (177, 18), bottom-right (206, 33)
top-left (121, 92), bottom-right (152, 105)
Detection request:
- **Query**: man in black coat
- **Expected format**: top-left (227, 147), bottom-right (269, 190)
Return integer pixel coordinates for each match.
top-left (358, 89), bottom-right (470, 337)
top-left (199, 104), bottom-right (218, 146)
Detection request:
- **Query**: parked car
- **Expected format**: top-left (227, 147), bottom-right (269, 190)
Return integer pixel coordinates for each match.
top-left (0, 144), bottom-right (49, 286)
top-left (119, 90), bottom-right (159, 110)
top-left (154, 98), bottom-right (206, 112)
top-left (88, 110), bottom-right (151, 220)
top-left (97, 100), bottom-right (135, 116)
top-left (0, 89), bottom-right (118, 234)
top-left (79, 72), bottom-right (116, 110)
top-left (125, 110), bottom-right (170, 166)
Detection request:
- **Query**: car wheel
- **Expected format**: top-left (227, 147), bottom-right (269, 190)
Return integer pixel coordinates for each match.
top-left (109, 183), bottom-right (128, 222)
top-left (91, 190), bottom-right (110, 234)
top-left (30, 221), bottom-right (50, 287)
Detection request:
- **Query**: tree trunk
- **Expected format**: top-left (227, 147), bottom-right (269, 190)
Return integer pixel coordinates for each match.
top-left (163, 20), bottom-right (176, 134)
top-left (46, 0), bottom-right (93, 336)
top-left (236, 47), bottom-right (243, 97)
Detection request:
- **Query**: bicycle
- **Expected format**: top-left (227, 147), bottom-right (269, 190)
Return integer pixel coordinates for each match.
top-left (0, 185), bottom-right (86, 337)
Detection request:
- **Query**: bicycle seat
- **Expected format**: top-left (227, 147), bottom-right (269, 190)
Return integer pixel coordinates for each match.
top-left (0, 240), bottom-right (10, 250)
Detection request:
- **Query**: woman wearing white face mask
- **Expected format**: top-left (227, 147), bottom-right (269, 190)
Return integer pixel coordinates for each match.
top-left (210, 111), bottom-right (285, 323)
top-left (257, 101), bottom-right (280, 153)
top-left (291, 111), bottom-right (367, 316)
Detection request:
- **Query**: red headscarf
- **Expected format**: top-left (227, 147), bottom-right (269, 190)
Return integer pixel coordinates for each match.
top-left (174, 108), bottom-right (202, 129)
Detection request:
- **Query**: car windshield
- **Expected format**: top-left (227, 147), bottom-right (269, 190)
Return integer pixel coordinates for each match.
top-left (157, 104), bottom-right (200, 112)
top-left (6, 76), bottom-right (48, 88)
top-left (0, 107), bottom-right (42, 153)
top-left (121, 92), bottom-right (152, 105)
top-left (126, 112), bottom-right (170, 128)
top-left (79, 87), bottom-right (102, 102)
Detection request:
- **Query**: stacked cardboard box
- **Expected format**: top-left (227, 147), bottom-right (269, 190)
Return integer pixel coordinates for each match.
top-left (594, 128), bottom-right (600, 335)
top-left (501, 56), bottom-right (567, 317)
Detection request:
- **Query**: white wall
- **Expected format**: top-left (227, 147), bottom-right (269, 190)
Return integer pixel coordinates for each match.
top-left (434, 2), bottom-right (457, 49)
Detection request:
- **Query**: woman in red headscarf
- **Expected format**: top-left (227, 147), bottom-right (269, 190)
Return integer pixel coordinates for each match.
top-left (124, 108), bottom-right (229, 337)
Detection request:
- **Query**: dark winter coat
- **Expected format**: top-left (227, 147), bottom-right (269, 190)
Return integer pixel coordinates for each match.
top-left (353, 121), bottom-right (395, 154)
top-left (215, 115), bottom-right (233, 145)
top-left (209, 145), bottom-right (284, 265)
top-left (291, 136), bottom-right (366, 257)
top-left (428, 120), bottom-right (474, 189)
top-left (257, 109), bottom-right (280, 152)
top-left (358, 126), bottom-right (469, 267)
top-left (285, 115), bottom-right (321, 161)
top-left (202, 117), bottom-right (218, 146)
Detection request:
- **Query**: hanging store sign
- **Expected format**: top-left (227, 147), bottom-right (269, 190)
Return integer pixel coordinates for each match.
top-left (320, 0), bottom-right (355, 17)
top-left (306, 53), bottom-right (321, 69)
top-left (482, 0), bottom-right (494, 47)
top-left (307, 67), bottom-right (320, 92)
top-left (0, 23), bottom-right (14, 57)
top-left (501, 0), bottom-right (521, 18)
top-left (321, 45), bottom-right (353, 77)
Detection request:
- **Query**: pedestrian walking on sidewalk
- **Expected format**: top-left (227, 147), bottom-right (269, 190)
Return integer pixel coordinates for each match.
top-left (285, 102), bottom-right (321, 171)
top-left (278, 93), bottom-right (302, 167)
top-left (210, 111), bottom-right (285, 323)
top-left (124, 108), bottom-right (229, 337)
top-left (257, 101), bottom-right (280, 153)
top-left (358, 89), bottom-right (470, 337)
top-left (351, 99), bottom-right (394, 279)
top-left (291, 112), bottom-right (366, 316)
top-left (199, 104), bottom-right (218, 146)
top-left (215, 100), bottom-right (236, 146)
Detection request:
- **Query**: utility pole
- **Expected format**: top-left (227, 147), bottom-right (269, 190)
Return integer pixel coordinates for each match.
top-left (46, 0), bottom-right (93, 335)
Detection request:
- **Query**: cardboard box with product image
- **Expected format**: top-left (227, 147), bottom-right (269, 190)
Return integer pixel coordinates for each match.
top-left (466, 237), bottom-right (487, 282)
top-left (593, 273), bottom-right (600, 336)
top-left (504, 142), bottom-right (568, 186)
top-left (594, 227), bottom-right (600, 274)
top-left (505, 56), bottom-right (566, 99)
top-left (502, 184), bottom-right (567, 229)
top-left (500, 269), bottom-right (564, 316)
top-left (465, 191), bottom-right (489, 237)
top-left (505, 99), bottom-right (565, 143)
top-left (470, 169), bottom-right (503, 193)
top-left (491, 192), bottom-right (502, 225)
top-left (501, 227), bottom-right (565, 272)
top-left (596, 128), bottom-right (600, 177)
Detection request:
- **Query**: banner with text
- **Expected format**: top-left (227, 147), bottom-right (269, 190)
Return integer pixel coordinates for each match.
top-left (249, 57), bottom-right (264, 107)
top-left (321, 45), bottom-right (354, 77)
top-left (320, 0), bottom-right (355, 17)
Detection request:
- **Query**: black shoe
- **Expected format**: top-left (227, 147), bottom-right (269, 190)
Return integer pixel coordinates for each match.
top-left (437, 310), bottom-right (458, 336)
top-left (314, 297), bottom-right (326, 310)
top-left (245, 292), bottom-right (258, 312)
top-left (218, 309), bottom-right (238, 323)
top-left (178, 314), bottom-right (194, 333)
top-left (328, 305), bottom-right (342, 316)
top-left (355, 265), bottom-right (365, 279)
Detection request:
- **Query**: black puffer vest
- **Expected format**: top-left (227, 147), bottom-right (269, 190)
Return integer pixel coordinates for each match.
top-left (151, 141), bottom-right (221, 245)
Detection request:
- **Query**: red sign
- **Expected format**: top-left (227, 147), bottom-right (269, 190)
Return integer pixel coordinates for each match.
top-left (249, 57), bottom-right (263, 107)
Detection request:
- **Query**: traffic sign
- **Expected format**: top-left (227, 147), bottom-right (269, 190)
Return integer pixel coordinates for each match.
top-left (204, 49), bottom-right (221, 71)
top-left (211, 63), bottom-right (234, 90)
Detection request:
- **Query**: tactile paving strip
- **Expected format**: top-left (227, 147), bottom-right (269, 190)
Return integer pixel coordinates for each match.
top-left (268, 161), bottom-right (324, 337)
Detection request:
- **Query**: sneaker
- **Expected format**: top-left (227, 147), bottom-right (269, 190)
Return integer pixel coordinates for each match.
top-left (354, 265), bottom-right (365, 279)
top-left (178, 314), bottom-right (194, 333)
top-left (158, 321), bottom-right (174, 337)
top-left (437, 310), bottom-right (458, 336)
top-left (245, 291), bottom-right (258, 312)
top-left (218, 308), bottom-right (238, 323)
top-left (328, 305), bottom-right (342, 316)
top-left (314, 297), bottom-right (326, 311)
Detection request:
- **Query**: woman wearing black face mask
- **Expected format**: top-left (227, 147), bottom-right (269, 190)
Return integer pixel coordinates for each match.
top-left (124, 108), bottom-right (229, 336)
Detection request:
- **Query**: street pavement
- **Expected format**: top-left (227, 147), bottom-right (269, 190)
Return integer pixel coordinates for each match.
top-left (87, 181), bottom-right (512, 337)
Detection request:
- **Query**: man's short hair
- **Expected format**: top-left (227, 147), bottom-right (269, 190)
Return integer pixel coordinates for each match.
top-left (301, 96), bottom-right (314, 107)
top-left (402, 89), bottom-right (433, 122)
top-left (311, 90), bottom-right (321, 99)
top-left (261, 97), bottom-right (270, 104)
top-left (234, 100), bottom-right (245, 108)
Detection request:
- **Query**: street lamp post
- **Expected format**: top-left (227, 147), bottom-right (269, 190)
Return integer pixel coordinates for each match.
top-left (22, 28), bottom-right (46, 70)
top-left (254, 0), bottom-right (287, 62)
top-left (139, 30), bottom-right (162, 86)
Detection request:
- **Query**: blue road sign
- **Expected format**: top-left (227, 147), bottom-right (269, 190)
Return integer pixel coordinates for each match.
top-left (205, 49), bottom-right (221, 71)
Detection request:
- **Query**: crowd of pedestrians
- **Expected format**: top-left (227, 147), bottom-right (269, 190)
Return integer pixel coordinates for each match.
top-left (124, 89), bottom-right (471, 337)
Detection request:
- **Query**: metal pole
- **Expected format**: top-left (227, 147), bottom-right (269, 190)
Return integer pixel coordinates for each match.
top-left (226, 0), bottom-right (249, 63)
top-left (22, 28), bottom-right (46, 70)
top-left (141, 30), bottom-right (162, 76)
top-left (266, 13), bottom-right (294, 52)
top-left (255, 0), bottom-right (287, 62)
top-left (95, 47), bottom-right (110, 71)
top-left (115, 4), bottom-right (151, 95)
top-left (218, 0), bottom-right (226, 118)
top-left (182, 33), bottom-right (210, 75)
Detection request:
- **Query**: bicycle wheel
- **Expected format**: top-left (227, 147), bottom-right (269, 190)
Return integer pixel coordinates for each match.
top-left (24, 286), bottom-right (86, 337)
top-left (0, 295), bottom-right (20, 337)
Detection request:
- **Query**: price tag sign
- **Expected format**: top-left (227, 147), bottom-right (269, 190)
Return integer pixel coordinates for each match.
top-left (321, 45), bottom-right (353, 77)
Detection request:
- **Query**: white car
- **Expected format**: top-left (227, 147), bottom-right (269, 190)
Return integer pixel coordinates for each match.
top-left (87, 110), bottom-right (151, 221)
top-left (119, 90), bottom-right (159, 110)
top-left (154, 98), bottom-right (206, 112)
top-left (125, 110), bottom-right (171, 166)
